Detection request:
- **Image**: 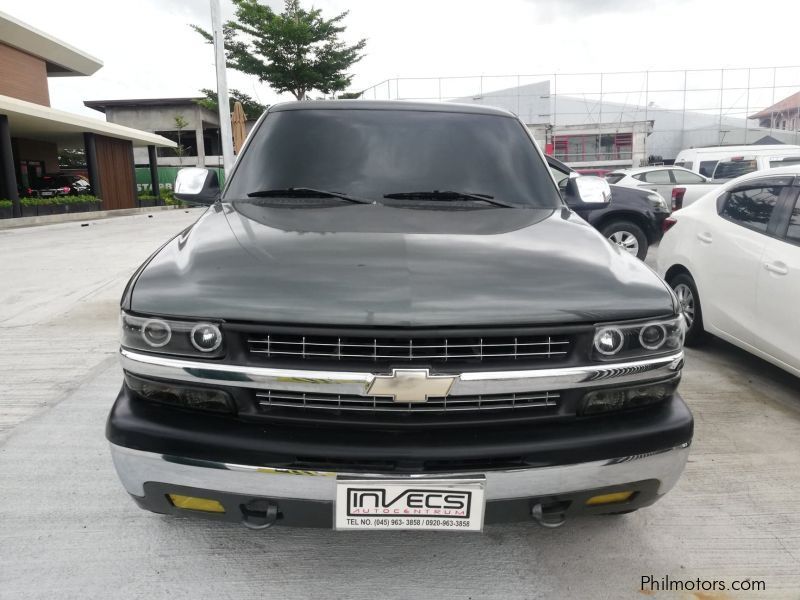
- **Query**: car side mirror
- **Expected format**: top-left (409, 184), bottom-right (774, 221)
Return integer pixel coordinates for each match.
top-left (174, 168), bottom-right (220, 205)
top-left (563, 174), bottom-right (612, 209)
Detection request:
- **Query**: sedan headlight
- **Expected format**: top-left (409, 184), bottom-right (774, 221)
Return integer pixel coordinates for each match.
top-left (121, 312), bottom-right (225, 358)
top-left (646, 192), bottom-right (670, 213)
top-left (592, 316), bottom-right (684, 361)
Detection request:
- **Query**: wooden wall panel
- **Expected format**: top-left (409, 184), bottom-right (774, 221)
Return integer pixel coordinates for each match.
top-left (95, 135), bottom-right (136, 210)
top-left (0, 43), bottom-right (50, 106)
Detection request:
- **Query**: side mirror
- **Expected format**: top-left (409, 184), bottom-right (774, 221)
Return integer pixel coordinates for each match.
top-left (174, 168), bottom-right (220, 205)
top-left (563, 174), bottom-right (612, 209)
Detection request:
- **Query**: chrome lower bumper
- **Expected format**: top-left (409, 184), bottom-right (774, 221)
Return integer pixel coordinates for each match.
top-left (110, 442), bottom-right (691, 502)
top-left (119, 349), bottom-right (684, 396)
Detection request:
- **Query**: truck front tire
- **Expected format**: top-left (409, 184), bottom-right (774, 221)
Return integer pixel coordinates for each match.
top-left (601, 220), bottom-right (648, 260)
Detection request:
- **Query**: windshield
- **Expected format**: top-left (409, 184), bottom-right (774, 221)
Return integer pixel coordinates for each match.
top-left (224, 109), bottom-right (562, 208)
top-left (713, 159), bottom-right (757, 180)
top-left (770, 156), bottom-right (800, 168)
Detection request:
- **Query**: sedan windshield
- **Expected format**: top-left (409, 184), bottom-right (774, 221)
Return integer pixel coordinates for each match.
top-left (224, 108), bottom-right (562, 208)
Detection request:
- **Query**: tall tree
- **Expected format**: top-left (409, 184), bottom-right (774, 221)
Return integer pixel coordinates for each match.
top-left (195, 88), bottom-right (267, 118)
top-left (192, 0), bottom-right (366, 101)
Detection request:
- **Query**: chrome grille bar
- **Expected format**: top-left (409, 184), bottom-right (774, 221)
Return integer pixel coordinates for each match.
top-left (247, 334), bottom-right (571, 363)
top-left (256, 389), bottom-right (559, 413)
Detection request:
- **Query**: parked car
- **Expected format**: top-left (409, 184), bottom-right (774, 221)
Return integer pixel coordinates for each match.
top-left (548, 156), bottom-right (671, 259)
top-left (674, 144), bottom-right (800, 178)
top-left (22, 173), bottom-right (91, 198)
top-left (658, 165), bottom-right (800, 377)
top-left (575, 168), bottom-right (611, 177)
top-left (107, 100), bottom-right (692, 531)
top-left (605, 166), bottom-right (719, 210)
top-left (711, 154), bottom-right (800, 181)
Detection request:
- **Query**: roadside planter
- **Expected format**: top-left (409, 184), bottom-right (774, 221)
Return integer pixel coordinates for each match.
top-left (0, 200), bottom-right (12, 219)
top-left (14, 196), bottom-right (102, 218)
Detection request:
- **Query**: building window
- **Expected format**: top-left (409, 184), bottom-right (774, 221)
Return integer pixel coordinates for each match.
top-left (155, 130), bottom-right (199, 158)
top-left (552, 133), bottom-right (632, 163)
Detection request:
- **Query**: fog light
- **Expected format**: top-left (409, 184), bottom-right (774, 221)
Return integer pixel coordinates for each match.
top-left (586, 491), bottom-right (635, 506)
top-left (581, 382), bottom-right (676, 415)
top-left (125, 374), bottom-right (234, 413)
top-left (190, 323), bottom-right (223, 352)
top-left (168, 494), bottom-right (225, 513)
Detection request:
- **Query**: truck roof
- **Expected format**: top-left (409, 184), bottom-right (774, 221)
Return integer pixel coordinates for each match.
top-left (268, 99), bottom-right (516, 118)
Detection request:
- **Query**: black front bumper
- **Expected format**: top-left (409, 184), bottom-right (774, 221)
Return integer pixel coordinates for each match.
top-left (107, 384), bottom-right (692, 472)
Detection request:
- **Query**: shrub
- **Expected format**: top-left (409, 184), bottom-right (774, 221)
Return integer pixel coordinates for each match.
top-left (0, 199), bottom-right (12, 208)
top-left (21, 195), bottom-right (101, 206)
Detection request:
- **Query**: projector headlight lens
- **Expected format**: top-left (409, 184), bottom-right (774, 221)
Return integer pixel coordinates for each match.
top-left (639, 324), bottom-right (667, 350)
top-left (141, 319), bottom-right (171, 348)
top-left (594, 327), bottom-right (625, 356)
top-left (191, 323), bottom-right (223, 352)
top-left (121, 312), bottom-right (225, 358)
top-left (591, 316), bottom-right (684, 360)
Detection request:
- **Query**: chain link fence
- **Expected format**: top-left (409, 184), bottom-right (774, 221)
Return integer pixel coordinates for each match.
top-left (358, 67), bottom-right (800, 167)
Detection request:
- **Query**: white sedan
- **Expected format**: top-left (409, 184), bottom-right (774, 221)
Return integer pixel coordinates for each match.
top-left (657, 166), bottom-right (800, 377)
top-left (606, 165), bottom-right (716, 209)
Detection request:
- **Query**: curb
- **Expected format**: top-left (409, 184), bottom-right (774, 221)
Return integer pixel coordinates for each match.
top-left (0, 205), bottom-right (186, 230)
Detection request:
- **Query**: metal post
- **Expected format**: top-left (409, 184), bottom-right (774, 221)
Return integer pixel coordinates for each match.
top-left (516, 74), bottom-right (521, 117)
top-left (147, 145), bottom-right (160, 200)
top-left (718, 69), bottom-right (724, 145)
top-left (552, 73), bottom-right (558, 138)
top-left (0, 114), bottom-right (20, 218)
top-left (643, 71), bottom-right (649, 165)
top-left (770, 66), bottom-right (777, 136)
top-left (211, 0), bottom-right (234, 176)
top-left (598, 72), bottom-right (603, 160)
top-left (83, 132), bottom-right (102, 201)
top-left (680, 70), bottom-right (687, 151)
top-left (744, 68), bottom-right (751, 144)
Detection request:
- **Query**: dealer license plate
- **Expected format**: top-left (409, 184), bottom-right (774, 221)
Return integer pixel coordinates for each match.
top-left (335, 477), bottom-right (485, 531)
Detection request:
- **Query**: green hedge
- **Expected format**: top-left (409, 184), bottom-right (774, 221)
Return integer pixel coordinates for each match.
top-left (0, 199), bottom-right (12, 208)
top-left (20, 194), bottom-right (101, 207)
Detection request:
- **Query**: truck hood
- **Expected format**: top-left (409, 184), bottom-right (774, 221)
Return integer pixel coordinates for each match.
top-left (129, 202), bottom-right (675, 327)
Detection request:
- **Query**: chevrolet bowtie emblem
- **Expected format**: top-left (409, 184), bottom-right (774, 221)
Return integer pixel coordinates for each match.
top-left (367, 369), bottom-right (457, 403)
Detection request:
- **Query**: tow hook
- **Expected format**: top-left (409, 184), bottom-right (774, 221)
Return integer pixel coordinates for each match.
top-left (241, 499), bottom-right (279, 530)
top-left (531, 502), bottom-right (567, 528)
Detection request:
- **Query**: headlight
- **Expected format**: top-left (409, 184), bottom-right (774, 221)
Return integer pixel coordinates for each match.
top-left (646, 193), bottom-right (669, 212)
top-left (592, 316), bottom-right (684, 360)
top-left (121, 312), bottom-right (225, 358)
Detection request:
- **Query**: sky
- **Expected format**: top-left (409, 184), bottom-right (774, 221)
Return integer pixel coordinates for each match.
top-left (4, 0), bottom-right (800, 120)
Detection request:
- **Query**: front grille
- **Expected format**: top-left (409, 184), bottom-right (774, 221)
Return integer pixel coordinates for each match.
top-left (247, 332), bottom-right (571, 367)
top-left (256, 389), bottom-right (559, 413)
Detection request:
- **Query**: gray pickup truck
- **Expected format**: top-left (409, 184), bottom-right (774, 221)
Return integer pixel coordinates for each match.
top-left (107, 100), bottom-right (692, 531)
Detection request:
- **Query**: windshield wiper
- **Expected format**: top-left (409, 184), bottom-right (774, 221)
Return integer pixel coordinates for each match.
top-left (246, 187), bottom-right (374, 204)
top-left (382, 190), bottom-right (516, 208)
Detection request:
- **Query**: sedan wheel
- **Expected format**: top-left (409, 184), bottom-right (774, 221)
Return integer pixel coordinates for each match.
top-left (673, 283), bottom-right (695, 329)
top-left (668, 272), bottom-right (708, 346)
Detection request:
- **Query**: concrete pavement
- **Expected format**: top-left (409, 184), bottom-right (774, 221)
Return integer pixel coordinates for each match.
top-left (1, 215), bottom-right (799, 599)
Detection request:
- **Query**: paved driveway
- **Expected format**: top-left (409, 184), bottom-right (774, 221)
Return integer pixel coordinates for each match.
top-left (1, 215), bottom-right (798, 599)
